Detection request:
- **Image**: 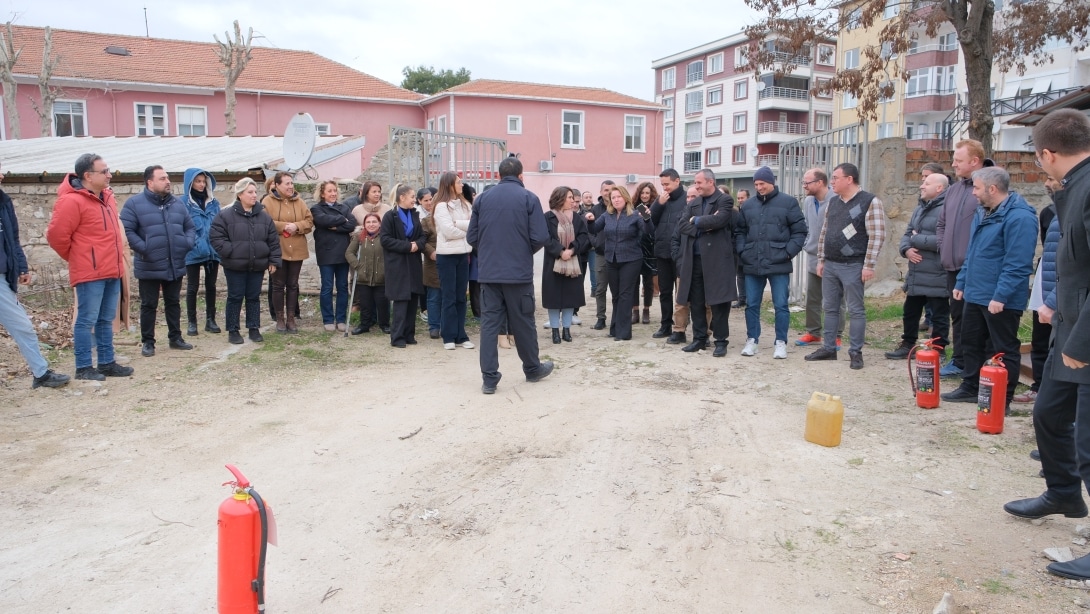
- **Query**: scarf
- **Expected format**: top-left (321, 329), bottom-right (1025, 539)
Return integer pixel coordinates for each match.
top-left (397, 206), bottom-right (415, 237)
top-left (552, 213), bottom-right (581, 278)
top-left (190, 188), bottom-right (207, 210)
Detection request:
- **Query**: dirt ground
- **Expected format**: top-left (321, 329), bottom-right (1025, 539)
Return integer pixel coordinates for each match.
top-left (0, 288), bottom-right (1088, 614)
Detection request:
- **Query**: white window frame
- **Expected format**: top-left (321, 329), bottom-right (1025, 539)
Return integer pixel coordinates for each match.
top-left (883, 0), bottom-right (900, 19)
top-left (686, 60), bottom-right (704, 86)
top-left (134, 102), bottom-right (167, 136)
top-left (561, 109), bottom-right (584, 149)
top-left (842, 92), bottom-right (858, 109)
top-left (663, 153), bottom-right (674, 170)
top-left (734, 79), bottom-right (748, 100)
top-left (708, 52), bottom-right (724, 75)
top-left (685, 91), bottom-right (703, 116)
top-left (664, 124), bottom-right (674, 148)
top-left (427, 118), bottom-right (436, 131)
top-left (314, 123), bottom-right (331, 136)
top-left (684, 121), bottom-right (702, 146)
top-left (663, 96), bottom-right (673, 121)
top-left (846, 7), bottom-right (862, 30)
top-left (624, 114), bottom-right (646, 152)
top-left (877, 122), bottom-right (895, 138)
top-left (507, 115), bottom-right (522, 135)
top-left (732, 144), bottom-right (747, 164)
top-left (683, 151), bottom-right (702, 173)
top-left (53, 99), bottom-right (87, 137)
top-left (707, 86), bottom-right (723, 106)
top-left (661, 67), bottom-right (676, 91)
top-left (905, 122), bottom-right (914, 139)
top-left (815, 112), bottom-right (832, 132)
top-left (175, 104), bottom-right (207, 137)
top-left (705, 147), bottom-right (722, 167)
top-left (706, 116), bottom-right (722, 137)
top-left (939, 32), bottom-right (957, 51)
top-left (817, 44), bottom-right (836, 66)
top-left (816, 78), bottom-right (833, 98)
top-left (734, 46), bottom-right (749, 69)
top-left (733, 111), bottom-right (747, 133)
top-left (906, 67), bottom-right (933, 97)
top-left (844, 48), bottom-right (859, 70)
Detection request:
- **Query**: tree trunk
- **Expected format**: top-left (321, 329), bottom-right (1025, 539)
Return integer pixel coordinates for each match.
top-left (224, 85), bottom-right (236, 136)
top-left (963, 43), bottom-right (994, 155)
top-left (946, 0), bottom-right (996, 155)
top-left (0, 23), bottom-right (21, 140)
top-left (2, 81), bottom-right (18, 140)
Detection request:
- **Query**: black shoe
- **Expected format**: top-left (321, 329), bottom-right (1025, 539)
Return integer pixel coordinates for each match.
top-left (351, 325), bottom-right (368, 335)
top-left (380, 325), bottom-right (392, 334)
top-left (141, 341), bottom-right (155, 357)
top-left (682, 340), bottom-right (707, 353)
top-left (429, 329), bottom-right (440, 339)
top-left (652, 325), bottom-right (671, 338)
top-left (562, 328), bottom-right (572, 342)
top-left (805, 347), bottom-right (837, 361)
top-left (712, 341), bottom-right (728, 357)
top-left (406, 338), bottom-right (418, 345)
top-left (884, 341), bottom-right (914, 360)
top-left (248, 328), bottom-right (264, 343)
top-left (97, 362), bottom-right (134, 377)
top-left (187, 321), bottom-right (198, 336)
top-left (552, 328), bottom-right (561, 344)
top-left (1049, 552), bottom-right (1090, 580)
top-left (205, 318), bottom-right (221, 333)
top-left (228, 330), bottom-right (244, 344)
top-left (1004, 492), bottom-right (1088, 519)
top-left (732, 300), bottom-right (746, 309)
top-left (526, 361), bottom-right (555, 383)
top-left (666, 332), bottom-right (686, 345)
top-left (32, 369), bottom-right (70, 389)
top-left (75, 366), bottom-right (106, 381)
top-left (593, 318), bottom-right (606, 330)
top-left (482, 382), bottom-right (497, 395)
top-left (169, 338), bottom-right (193, 350)
top-left (1030, 449), bottom-right (1041, 461)
top-left (391, 341), bottom-right (406, 348)
top-left (941, 387), bottom-right (977, 403)
top-left (849, 350), bottom-right (864, 370)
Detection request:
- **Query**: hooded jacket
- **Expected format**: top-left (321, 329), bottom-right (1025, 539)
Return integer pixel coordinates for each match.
top-left (209, 201), bottom-right (282, 272)
top-left (181, 168), bottom-right (221, 265)
top-left (899, 193), bottom-right (948, 297)
top-left (1, 189), bottom-right (28, 293)
top-left (262, 188), bottom-right (314, 262)
top-left (46, 174), bottom-right (126, 286)
top-left (120, 187), bottom-right (195, 281)
top-left (954, 191), bottom-right (1038, 308)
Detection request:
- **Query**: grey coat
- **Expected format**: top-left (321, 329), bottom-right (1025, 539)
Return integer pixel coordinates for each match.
top-left (1051, 158), bottom-right (1090, 383)
top-left (672, 190), bottom-right (737, 306)
top-left (899, 193), bottom-right (948, 298)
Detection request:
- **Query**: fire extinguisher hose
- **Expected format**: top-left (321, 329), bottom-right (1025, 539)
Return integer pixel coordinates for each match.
top-left (907, 346), bottom-right (918, 395)
top-left (245, 487), bottom-right (268, 612)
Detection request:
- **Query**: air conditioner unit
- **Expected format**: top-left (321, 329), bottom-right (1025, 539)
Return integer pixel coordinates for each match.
top-left (539, 160), bottom-right (553, 172)
top-left (625, 174), bottom-right (639, 184)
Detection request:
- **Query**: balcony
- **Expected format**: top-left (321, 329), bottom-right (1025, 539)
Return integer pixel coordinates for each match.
top-left (757, 154), bottom-right (779, 167)
top-left (758, 86), bottom-right (811, 111)
top-left (757, 154), bottom-right (813, 169)
top-left (769, 51), bottom-right (811, 66)
top-left (756, 121), bottom-right (809, 144)
top-left (904, 89), bottom-right (957, 114)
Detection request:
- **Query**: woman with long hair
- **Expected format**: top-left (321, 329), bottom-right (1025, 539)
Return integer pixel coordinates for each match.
top-left (432, 171), bottom-right (474, 350)
top-left (543, 186), bottom-right (590, 343)
top-left (262, 172), bottom-right (313, 333)
top-left (310, 181), bottom-right (357, 331)
top-left (346, 213), bottom-right (389, 335)
top-left (418, 187), bottom-right (442, 339)
top-left (380, 184), bottom-right (425, 347)
top-left (350, 181), bottom-right (390, 226)
top-left (586, 185), bottom-right (653, 341)
top-left (632, 181), bottom-right (659, 325)
top-left (209, 178), bottom-right (281, 345)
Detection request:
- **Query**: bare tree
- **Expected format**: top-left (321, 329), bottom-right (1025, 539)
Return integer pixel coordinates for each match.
top-left (0, 22), bottom-right (22, 140)
top-left (30, 26), bottom-right (61, 137)
top-left (213, 21), bottom-right (253, 137)
top-left (742, 0), bottom-right (1090, 155)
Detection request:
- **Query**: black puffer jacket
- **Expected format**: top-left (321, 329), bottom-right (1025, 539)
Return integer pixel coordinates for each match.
top-left (899, 193), bottom-right (948, 297)
top-left (120, 188), bottom-right (195, 280)
top-left (733, 188), bottom-right (807, 276)
top-left (209, 201), bottom-right (282, 272)
top-left (310, 201), bottom-right (357, 266)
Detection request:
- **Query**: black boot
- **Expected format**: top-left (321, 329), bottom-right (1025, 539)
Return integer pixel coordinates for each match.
top-left (205, 318), bottom-right (221, 333)
top-left (187, 320), bottom-right (198, 336)
top-left (552, 328), bottom-right (561, 344)
top-left (562, 327), bottom-right (572, 342)
top-left (884, 340), bottom-right (914, 360)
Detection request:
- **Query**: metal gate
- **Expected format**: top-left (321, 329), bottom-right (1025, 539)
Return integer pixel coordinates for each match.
top-left (777, 122), bottom-right (869, 302)
top-left (387, 126), bottom-right (507, 193)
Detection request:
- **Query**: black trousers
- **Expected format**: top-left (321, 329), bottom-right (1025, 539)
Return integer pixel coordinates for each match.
top-left (688, 255), bottom-right (731, 343)
top-left (655, 257), bottom-right (676, 328)
top-left (139, 277), bottom-right (183, 344)
top-left (390, 294), bottom-right (420, 345)
top-left (185, 260), bottom-right (219, 321)
top-left (1033, 351), bottom-right (1090, 498)
top-left (479, 282), bottom-right (543, 386)
top-left (946, 271), bottom-right (965, 366)
top-left (958, 302), bottom-right (1022, 403)
top-left (901, 294), bottom-right (950, 349)
top-left (1030, 310), bottom-right (1052, 392)
top-left (607, 259), bottom-right (641, 340)
top-left (355, 284), bottom-right (389, 329)
top-left (223, 269), bottom-right (264, 332)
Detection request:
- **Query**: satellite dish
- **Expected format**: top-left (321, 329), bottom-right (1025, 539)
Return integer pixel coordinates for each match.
top-left (756, 82), bottom-right (767, 92)
top-left (283, 113), bottom-right (317, 171)
top-left (749, 146), bottom-right (759, 157)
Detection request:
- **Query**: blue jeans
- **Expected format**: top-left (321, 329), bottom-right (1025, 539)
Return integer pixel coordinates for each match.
top-left (548, 308), bottom-right (574, 328)
top-left (74, 278), bottom-right (120, 368)
top-left (587, 250), bottom-right (598, 294)
top-left (436, 253), bottom-right (470, 344)
top-left (0, 274), bottom-right (49, 377)
top-left (744, 273), bottom-right (790, 343)
top-left (425, 286), bottom-right (442, 332)
top-left (319, 263), bottom-right (350, 325)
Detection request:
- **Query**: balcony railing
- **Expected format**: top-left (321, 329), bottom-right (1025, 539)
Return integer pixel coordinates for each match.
top-left (905, 87), bottom-right (956, 98)
top-left (757, 121), bottom-right (809, 135)
top-left (758, 86), bottom-right (810, 101)
top-left (757, 154), bottom-right (779, 167)
top-left (769, 51), bottom-right (811, 66)
top-left (907, 43), bottom-right (958, 55)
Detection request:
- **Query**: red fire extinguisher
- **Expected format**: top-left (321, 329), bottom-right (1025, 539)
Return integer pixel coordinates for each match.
top-left (977, 353), bottom-right (1007, 434)
top-left (907, 337), bottom-right (942, 409)
top-left (218, 464), bottom-right (273, 614)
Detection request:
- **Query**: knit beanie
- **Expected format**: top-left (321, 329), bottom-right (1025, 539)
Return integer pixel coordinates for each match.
top-left (753, 166), bottom-right (776, 185)
top-left (234, 177), bottom-right (256, 195)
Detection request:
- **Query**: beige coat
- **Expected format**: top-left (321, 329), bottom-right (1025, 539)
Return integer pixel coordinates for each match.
top-left (261, 190), bottom-right (314, 262)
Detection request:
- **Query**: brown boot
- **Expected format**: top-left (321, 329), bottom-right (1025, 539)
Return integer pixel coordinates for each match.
top-left (272, 284), bottom-right (287, 333)
top-left (285, 285), bottom-right (299, 333)
top-left (642, 307), bottom-right (650, 324)
top-left (631, 309), bottom-right (639, 324)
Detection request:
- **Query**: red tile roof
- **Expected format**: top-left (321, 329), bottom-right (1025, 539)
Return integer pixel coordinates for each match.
top-left (7, 25), bottom-right (423, 103)
top-left (434, 79), bottom-right (660, 109)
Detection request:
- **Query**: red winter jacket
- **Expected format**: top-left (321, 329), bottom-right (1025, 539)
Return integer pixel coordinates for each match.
top-left (46, 174), bottom-right (126, 286)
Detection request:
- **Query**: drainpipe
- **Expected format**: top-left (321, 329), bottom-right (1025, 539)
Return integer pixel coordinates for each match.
top-left (256, 91), bottom-right (261, 135)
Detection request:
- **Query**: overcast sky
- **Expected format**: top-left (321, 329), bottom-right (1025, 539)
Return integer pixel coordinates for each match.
top-left (5, 0), bottom-right (759, 100)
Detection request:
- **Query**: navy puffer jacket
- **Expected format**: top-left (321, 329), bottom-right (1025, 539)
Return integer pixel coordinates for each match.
top-left (120, 188), bottom-right (195, 280)
top-left (733, 188), bottom-right (807, 276)
top-left (1041, 214), bottom-right (1060, 310)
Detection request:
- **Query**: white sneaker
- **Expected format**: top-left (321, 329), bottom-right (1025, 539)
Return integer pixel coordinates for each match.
top-left (572, 315), bottom-right (582, 325)
top-left (461, 341), bottom-right (475, 349)
top-left (773, 340), bottom-right (787, 359)
top-left (741, 338), bottom-right (758, 356)
top-left (542, 322), bottom-right (550, 329)
top-left (444, 342), bottom-right (456, 350)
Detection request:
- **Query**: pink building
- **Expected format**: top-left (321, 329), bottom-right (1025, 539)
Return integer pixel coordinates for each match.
top-left (421, 80), bottom-right (663, 197)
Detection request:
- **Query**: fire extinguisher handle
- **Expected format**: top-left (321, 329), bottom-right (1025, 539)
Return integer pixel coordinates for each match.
top-left (224, 464), bottom-right (251, 489)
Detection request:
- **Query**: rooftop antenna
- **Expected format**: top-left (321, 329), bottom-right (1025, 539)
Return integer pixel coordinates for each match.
top-left (143, 6), bottom-right (149, 38)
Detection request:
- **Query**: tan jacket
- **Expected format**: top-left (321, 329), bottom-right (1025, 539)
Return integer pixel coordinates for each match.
top-left (261, 190), bottom-right (314, 261)
top-left (351, 201), bottom-right (392, 226)
top-left (420, 214), bottom-right (439, 288)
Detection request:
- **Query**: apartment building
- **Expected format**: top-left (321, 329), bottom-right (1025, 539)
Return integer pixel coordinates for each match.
top-left (652, 31), bottom-right (837, 186)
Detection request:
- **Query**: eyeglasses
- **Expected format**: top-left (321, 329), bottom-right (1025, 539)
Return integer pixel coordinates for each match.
top-left (90, 168), bottom-right (112, 175)
top-left (830, 175), bottom-right (845, 182)
top-left (801, 179), bottom-right (820, 186)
